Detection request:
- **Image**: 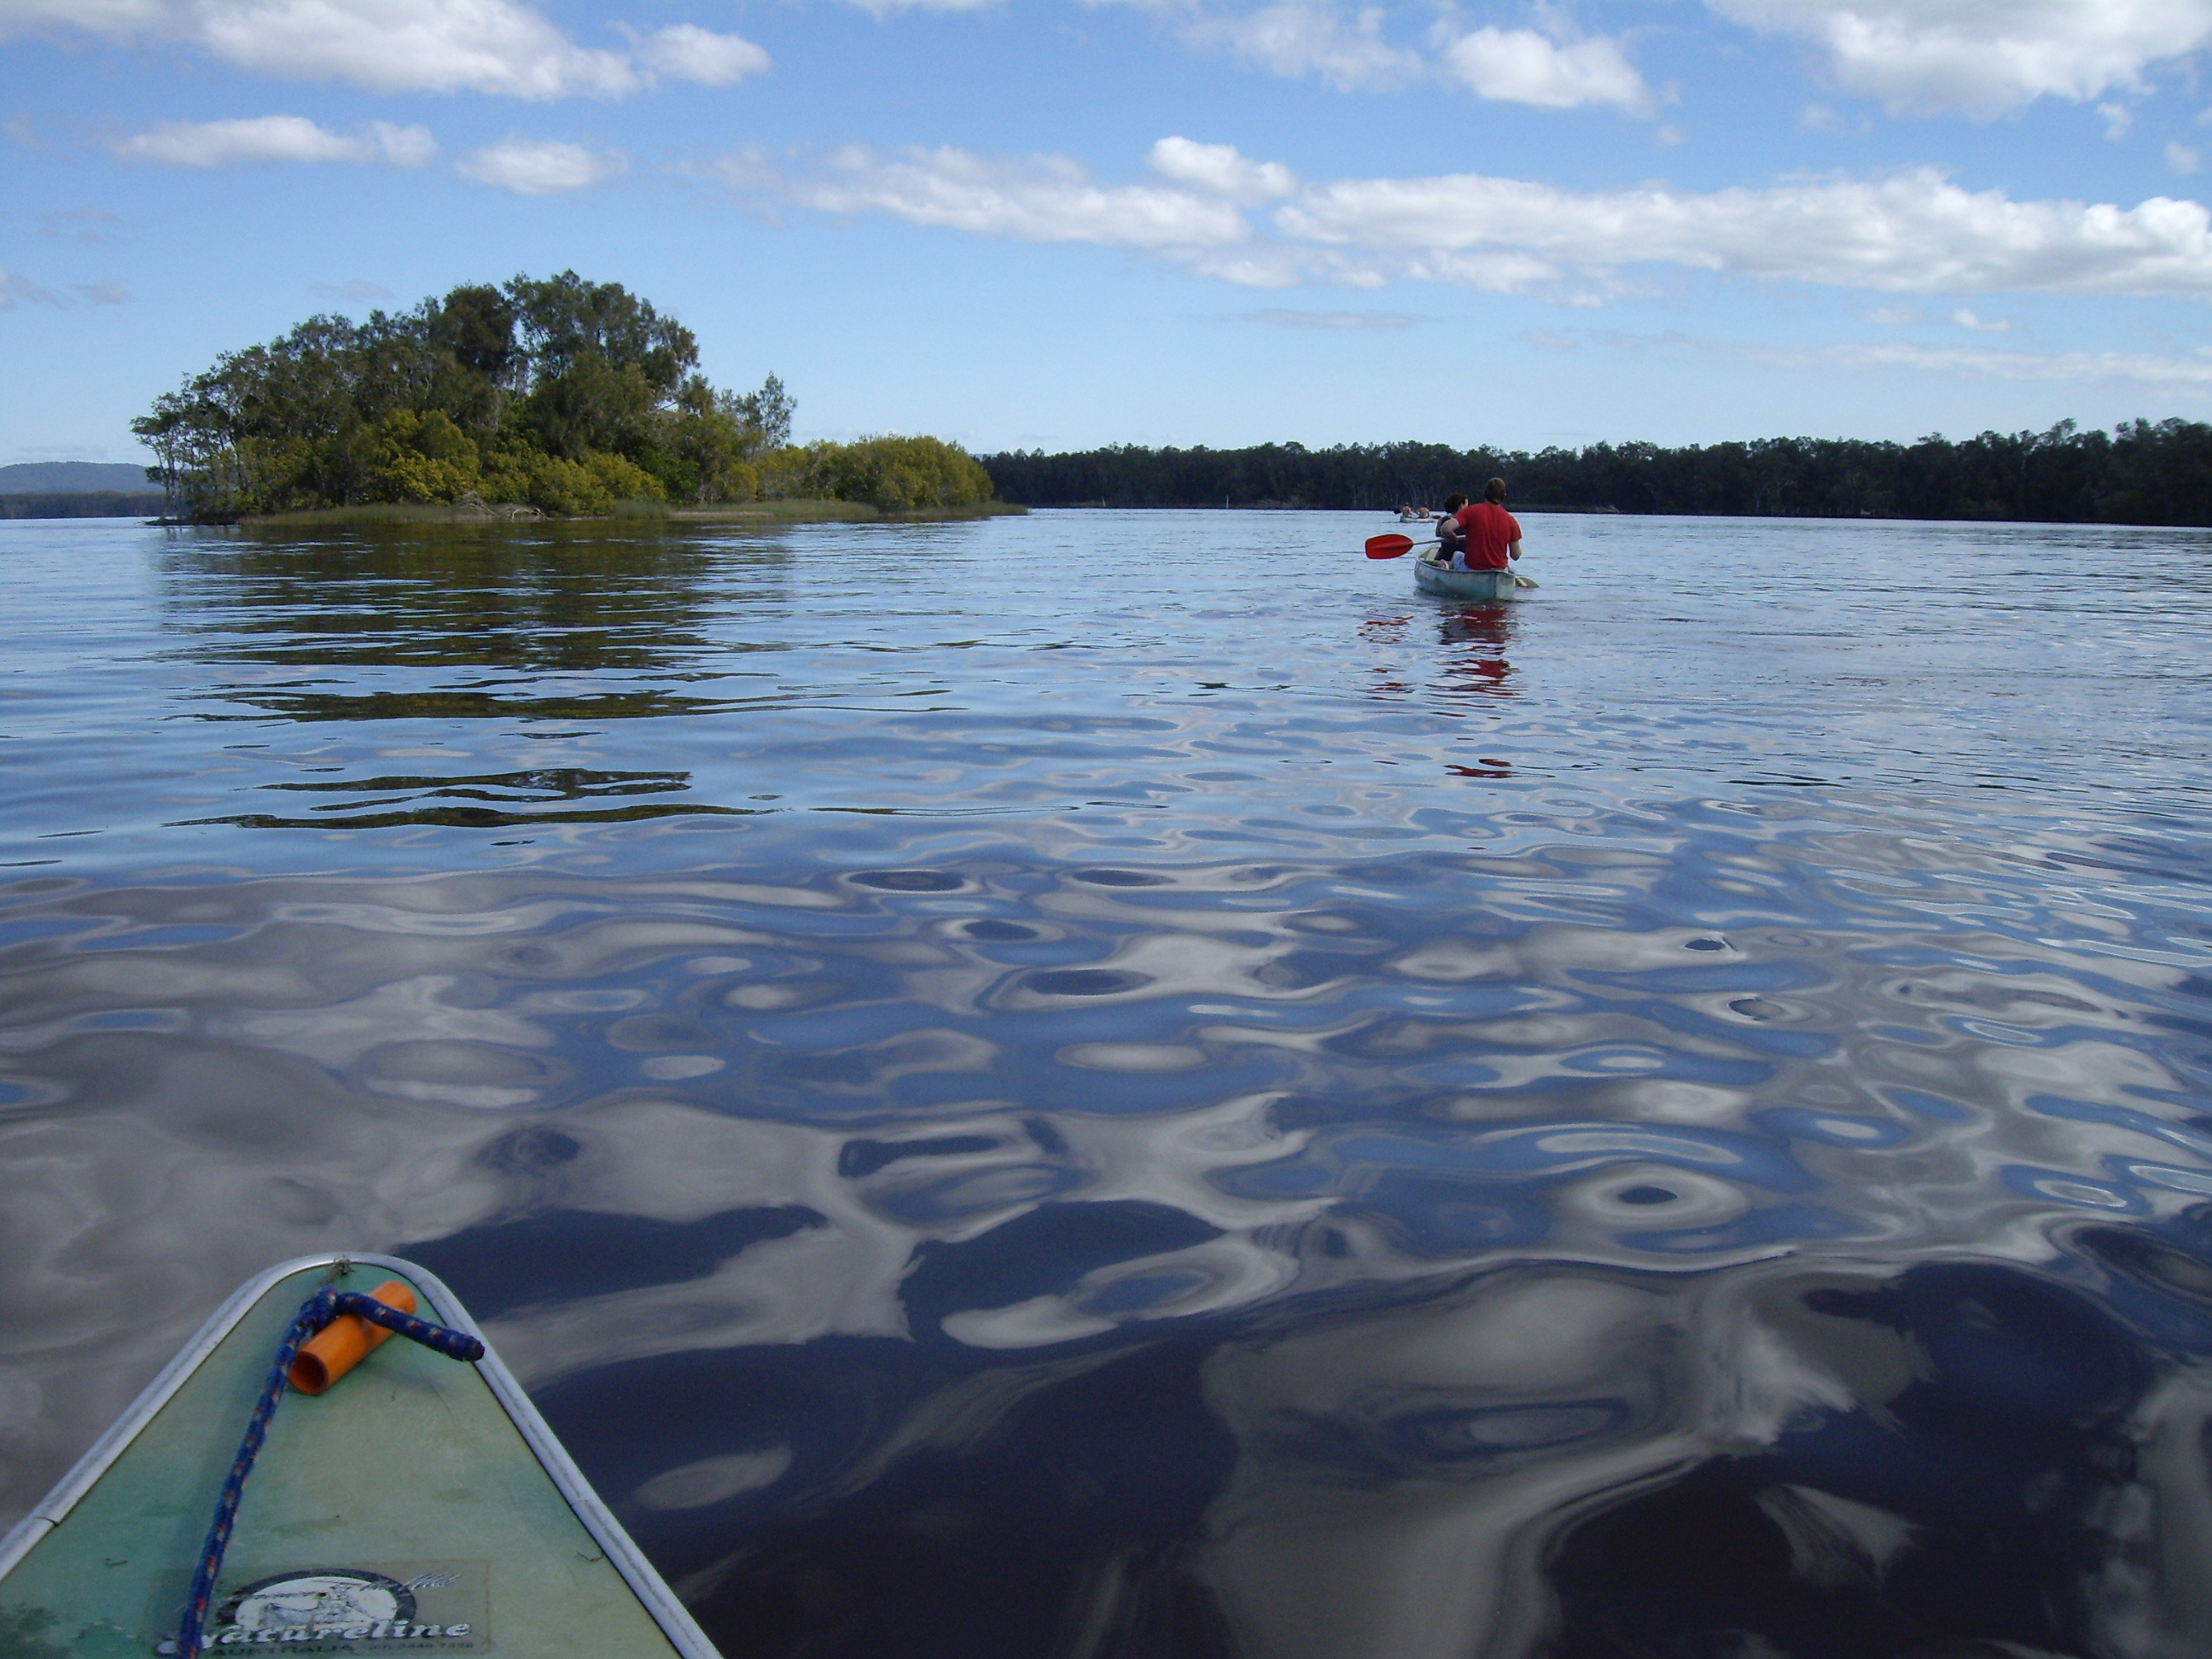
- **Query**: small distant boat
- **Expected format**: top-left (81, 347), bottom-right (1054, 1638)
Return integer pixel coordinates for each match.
top-left (1395, 510), bottom-right (1436, 522)
top-left (0, 1254), bottom-right (717, 1659)
top-left (1414, 551), bottom-right (1524, 602)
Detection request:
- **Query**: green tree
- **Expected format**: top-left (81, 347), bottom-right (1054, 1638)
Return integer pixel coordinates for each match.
top-left (774, 435), bottom-right (995, 511)
top-left (729, 373), bottom-right (795, 451)
top-left (134, 273), bottom-right (784, 519)
top-left (503, 271), bottom-right (697, 461)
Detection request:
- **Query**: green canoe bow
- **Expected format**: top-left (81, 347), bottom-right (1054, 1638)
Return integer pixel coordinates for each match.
top-left (0, 1254), bottom-right (719, 1658)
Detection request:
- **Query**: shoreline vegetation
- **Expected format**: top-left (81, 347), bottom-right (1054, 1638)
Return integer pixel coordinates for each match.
top-left (1, 490), bottom-right (168, 521)
top-left (233, 498), bottom-right (1029, 528)
top-left (979, 421), bottom-right (2212, 526)
top-left (134, 271), bottom-right (1011, 527)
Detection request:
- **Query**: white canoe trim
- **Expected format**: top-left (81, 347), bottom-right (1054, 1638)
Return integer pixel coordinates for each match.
top-left (0, 1250), bottom-right (720, 1659)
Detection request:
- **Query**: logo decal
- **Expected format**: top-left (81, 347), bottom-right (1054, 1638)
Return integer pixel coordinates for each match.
top-left (195, 1563), bottom-right (482, 1646)
top-left (220, 1570), bottom-right (414, 1633)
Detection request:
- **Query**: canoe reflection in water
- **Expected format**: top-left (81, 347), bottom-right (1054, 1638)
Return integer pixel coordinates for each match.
top-left (1439, 602), bottom-right (1517, 700)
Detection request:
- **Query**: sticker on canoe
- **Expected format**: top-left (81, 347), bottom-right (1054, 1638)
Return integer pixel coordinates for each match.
top-left (185, 1561), bottom-right (486, 1650)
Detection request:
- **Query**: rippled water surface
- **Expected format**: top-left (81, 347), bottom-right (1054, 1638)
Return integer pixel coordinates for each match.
top-left (5, 509), bottom-right (2212, 1657)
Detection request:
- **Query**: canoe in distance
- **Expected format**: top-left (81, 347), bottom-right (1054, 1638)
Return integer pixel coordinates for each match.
top-left (0, 1253), bottom-right (719, 1659)
top-left (1414, 552), bottom-right (1523, 602)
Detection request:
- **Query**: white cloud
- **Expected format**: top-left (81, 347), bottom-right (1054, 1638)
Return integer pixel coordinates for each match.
top-left (1173, 3), bottom-right (1422, 90)
top-left (39, 207), bottom-right (120, 241)
top-left (631, 23), bottom-right (771, 85)
top-left (2170, 141), bottom-right (2203, 173)
top-left (1236, 307), bottom-right (1423, 328)
top-left (457, 137), bottom-right (626, 194)
top-left (1708, 0), bottom-right (2212, 119)
top-left (1535, 323), bottom-right (2212, 387)
top-left (199, 0), bottom-right (633, 95)
top-left (1866, 303), bottom-right (1922, 323)
top-left (1949, 306), bottom-right (2009, 329)
top-left (1090, 0), bottom-right (1654, 108)
top-left (1278, 165), bottom-right (2212, 296)
top-left (1814, 340), bottom-right (2212, 384)
top-left (110, 115), bottom-right (434, 166)
top-left (723, 138), bottom-right (2212, 303)
top-left (1434, 24), bottom-right (1654, 114)
top-left (843, 0), bottom-right (1000, 13)
top-left (1147, 136), bottom-right (1297, 201)
top-left (728, 143), bottom-right (1253, 249)
top-left (0, 268), bottom-right (125, 306)
top-left (0, 265), bottom-right (63, 307)
top-left (0, 0), bottom-right (769, 98)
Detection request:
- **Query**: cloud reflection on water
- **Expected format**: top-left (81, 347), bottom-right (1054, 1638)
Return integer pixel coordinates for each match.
top-left (2, 807), bottom-right (2208, 1658)
top-left (3, 512), bottom-right (2212, 1654)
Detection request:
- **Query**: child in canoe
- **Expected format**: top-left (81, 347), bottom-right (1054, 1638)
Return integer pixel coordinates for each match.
top-left (1435, 495), bottom-right (1468, 565)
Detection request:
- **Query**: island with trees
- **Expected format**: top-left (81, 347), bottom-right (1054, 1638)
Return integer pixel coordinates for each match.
top-left (135, 272), bottom-right (1010, 525)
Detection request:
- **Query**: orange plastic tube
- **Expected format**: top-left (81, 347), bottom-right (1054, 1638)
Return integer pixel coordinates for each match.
top-left (289, 1279), bottom-right (417, 1395)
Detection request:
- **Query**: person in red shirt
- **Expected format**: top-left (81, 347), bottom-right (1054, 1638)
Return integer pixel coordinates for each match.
top-left (1447, 477), bottom-right (1523, 571)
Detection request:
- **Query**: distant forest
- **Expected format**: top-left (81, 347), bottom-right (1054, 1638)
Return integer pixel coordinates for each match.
top-left (979, 418), bottom-right (2212, 525)
top-left (0, 491), bottom-right (163, 520)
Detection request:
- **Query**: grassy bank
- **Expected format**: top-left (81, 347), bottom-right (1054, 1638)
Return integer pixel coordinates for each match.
top-left (236, 498), bottom-right (1027, 529)
top-left (672, 499), bottom-right (1027, 525)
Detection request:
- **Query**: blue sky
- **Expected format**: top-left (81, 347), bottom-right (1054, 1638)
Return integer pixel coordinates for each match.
top-left (4, 0), bottom-right (2211, 462)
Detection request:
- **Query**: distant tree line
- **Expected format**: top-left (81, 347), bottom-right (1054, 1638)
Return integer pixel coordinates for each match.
top-left (978, 419), bottom-right (2212, 525)
top-left (0, 491), bottom-right (166, 520)
top-left (137, 272), bottom-right (994, 521)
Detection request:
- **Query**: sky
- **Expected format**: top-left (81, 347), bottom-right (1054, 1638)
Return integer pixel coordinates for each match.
top-left (3, 0), bottom-right (2212, 462)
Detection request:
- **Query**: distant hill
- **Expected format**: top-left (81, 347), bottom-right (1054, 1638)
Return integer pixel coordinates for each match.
top-left (0, 461), bottom-right (154, 493)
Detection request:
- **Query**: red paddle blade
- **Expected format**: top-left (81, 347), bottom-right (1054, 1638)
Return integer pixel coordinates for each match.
top-left (1365, 533), bottom-right (1415, 559)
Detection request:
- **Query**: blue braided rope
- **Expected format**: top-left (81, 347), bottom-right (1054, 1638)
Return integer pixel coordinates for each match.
top-left (173, 1286), bottom-right (485, 1659)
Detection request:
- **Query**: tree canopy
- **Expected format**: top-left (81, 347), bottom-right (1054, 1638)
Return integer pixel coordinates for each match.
top-left (136, 273), bottom-right (792, 521)
top-left (978, 420), bottom-right (2212, 527)
top-left (763, 435), bottom-right (995, 513)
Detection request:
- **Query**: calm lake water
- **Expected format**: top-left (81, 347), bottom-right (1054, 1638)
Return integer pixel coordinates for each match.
top-left (4, 508), bottom-right (2212, 1658)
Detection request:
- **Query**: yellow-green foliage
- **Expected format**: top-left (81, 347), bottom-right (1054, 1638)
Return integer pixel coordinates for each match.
top-left (656, 385), bottom-right (763, 504)
top-left (370, 410), bottom-right (482, 502)
top-left (754, 445), bottom-right (814, 502)
top-left (766, 435), bottom-right (995, 511)
top-left (711, 459), bottom-right (760, 503)
top-left (481, 448), bottom-right (667, 515)
top-left (585, 451), bottom-right (666, 509)
top-left (230, 434), bottom-right (322, 513)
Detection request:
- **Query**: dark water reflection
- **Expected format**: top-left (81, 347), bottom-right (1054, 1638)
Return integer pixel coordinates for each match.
top-left (4, 511), bottom-right (2212, 1656)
